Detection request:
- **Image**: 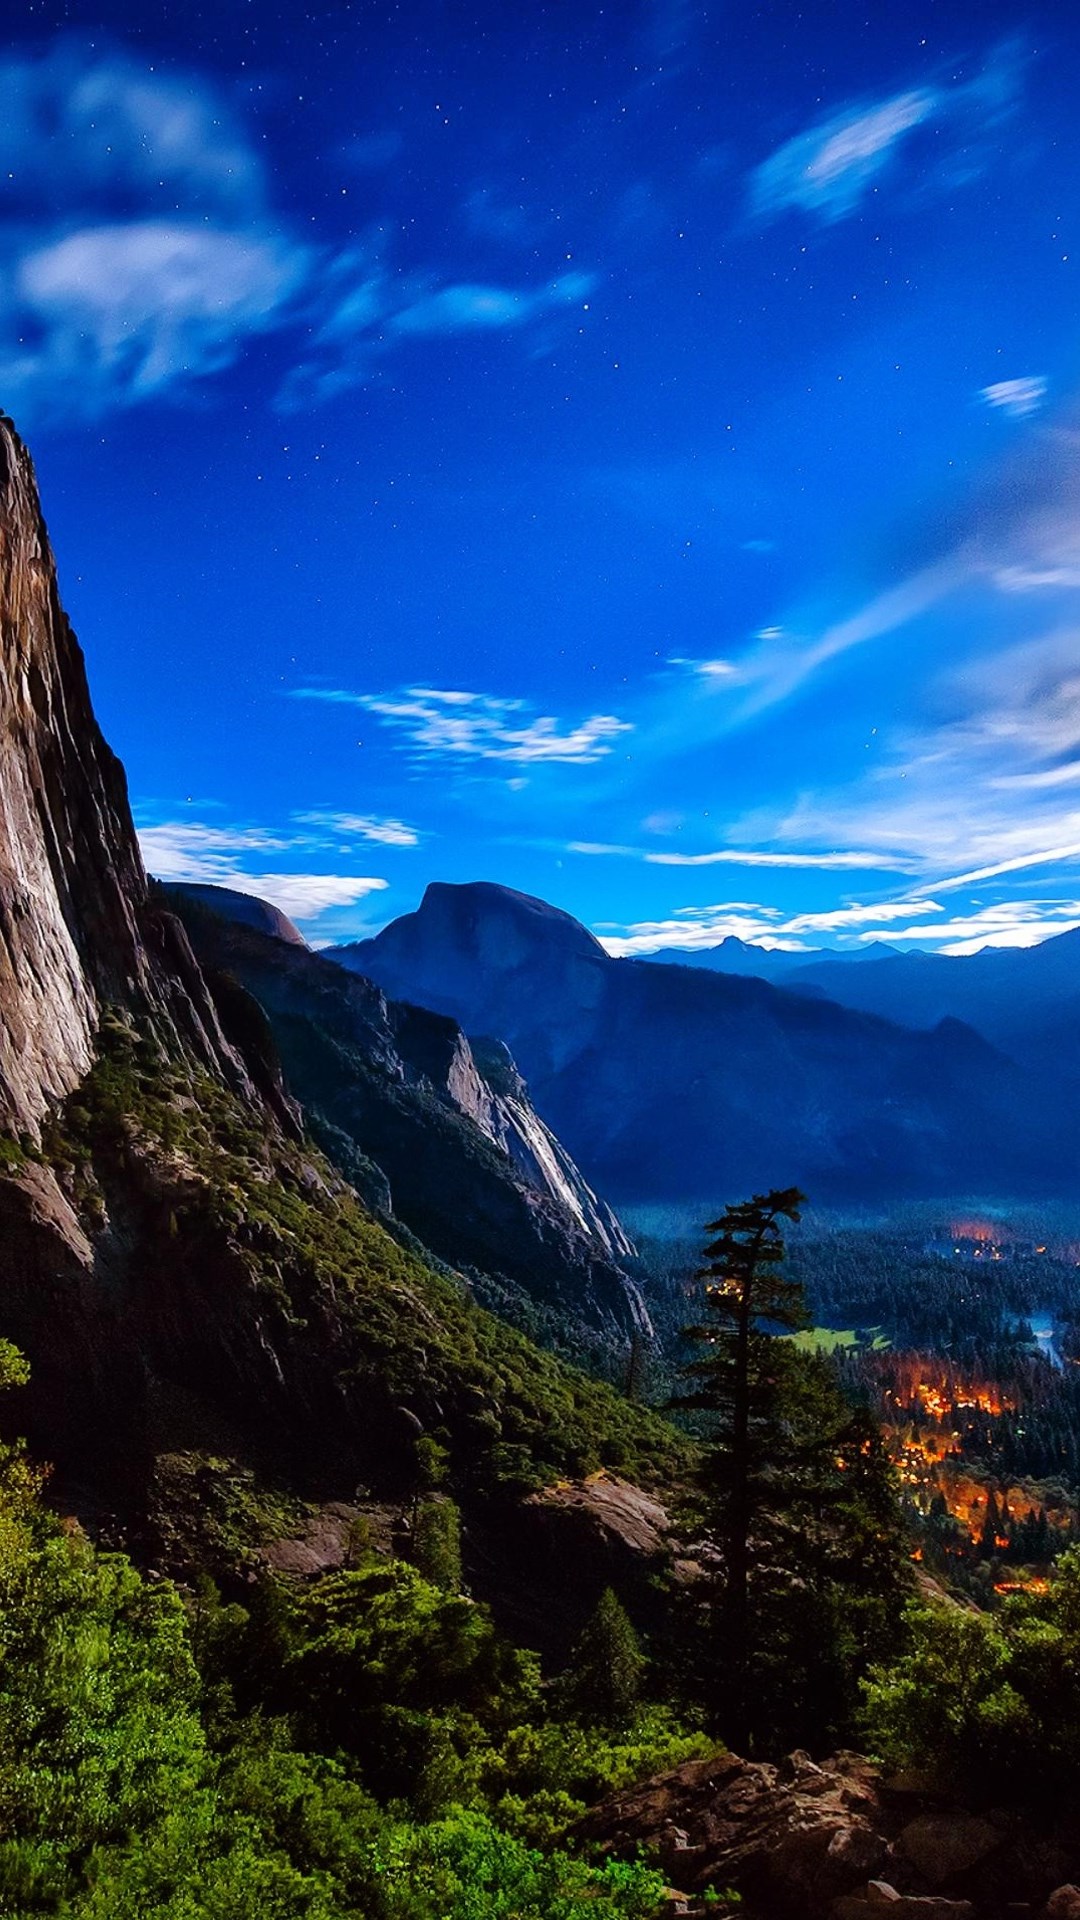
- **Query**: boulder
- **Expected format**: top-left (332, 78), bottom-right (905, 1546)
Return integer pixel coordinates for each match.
top-left (833, 1889), bottom-right (974, 1920)
top-left (1045, 1890), bottom-right (1080, 1920)
top-left (897, 1816), bottom-right (1002, 1887)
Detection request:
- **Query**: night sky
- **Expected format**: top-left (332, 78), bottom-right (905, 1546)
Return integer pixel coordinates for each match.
top-left (6, 0), bottom-right (1080, 955)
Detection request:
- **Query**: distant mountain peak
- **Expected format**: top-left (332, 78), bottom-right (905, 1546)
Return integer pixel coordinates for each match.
top-left (414, 879), bottom-right (607, 957)
top-left (166, 883), bottom-right (308, 949)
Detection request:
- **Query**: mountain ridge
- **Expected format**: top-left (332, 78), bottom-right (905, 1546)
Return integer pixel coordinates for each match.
top-left (332, 880), bottom-right (1077, 1204)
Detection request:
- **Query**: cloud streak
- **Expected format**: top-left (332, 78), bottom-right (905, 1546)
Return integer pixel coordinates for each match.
top-left (749, 40), bottom-right (1023, 226)
top-left (293, 811), bottom-right (421, 847)
top-left (568, 840), bottom-right (916, 872)
top-left (291, 685), bottom-right (632, 766)
top-left (136, 819), bottom-right (388, 921)
top-left (982, 376), bottom-right (1047, 419)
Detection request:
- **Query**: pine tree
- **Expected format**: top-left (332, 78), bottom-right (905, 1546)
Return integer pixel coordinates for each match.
top-left (676, 1187), bottom-right (807, 1750)
top-left (564, 1587), bottom-right (644, 1729)
top-left (979, 1490), bottom-right (1002, 1558)
top-left (676, 1188), bottom-right (908, 1754)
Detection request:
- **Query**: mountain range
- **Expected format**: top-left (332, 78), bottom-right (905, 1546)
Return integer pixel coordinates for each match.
top-left (332, 882), bottom-right (1079, 1206)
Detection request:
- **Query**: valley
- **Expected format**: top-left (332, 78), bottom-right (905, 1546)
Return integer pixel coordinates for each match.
top-left (633, 1203), bottom-right (1080, 1605)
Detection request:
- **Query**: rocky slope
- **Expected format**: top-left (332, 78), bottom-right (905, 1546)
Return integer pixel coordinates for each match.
top-left (332, 882), bottom-right (1077, 1205)
top-left (163, 887), bottom-right (645, 1337)
top-left (578, 1747), bottom-right (1080, 1918)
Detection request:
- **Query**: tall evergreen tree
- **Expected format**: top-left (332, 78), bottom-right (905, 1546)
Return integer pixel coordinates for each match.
top-left (677, 1188), bottom-right (908, 1754)
top-left (676, 1187), bottom-right (807, 1749)
top-left (563, 1588), bottom-right (645, 1729)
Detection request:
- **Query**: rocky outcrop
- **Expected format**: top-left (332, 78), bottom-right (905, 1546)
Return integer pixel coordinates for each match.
top-left (164, 891), bottom-right (647, 1335)
top-left (464, 1469), bottom-right (682, 1655)
top-left (0, 416), bottom-right (255, 1133)
top-left (333, 881), bottom-right (1077, 1205)
top-left (576, 1748), bottom-right (1077, 1918)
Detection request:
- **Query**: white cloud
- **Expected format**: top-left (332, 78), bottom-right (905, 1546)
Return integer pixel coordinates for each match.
top-left (981, 376), bottom-right (1047, 419)
top-left (0, 43), bottom-right (599, 423)
top-left (279, 266), bottom-right (596, 407)
top-left (749, 41), bottom-right (1023, 226)
top-left (390, 273), bottom-right (591, 336)
top-left (291, 685), bottom-right (632, 766)
top-left (668, 656), bottom-right (740, 681)
top-left (598, 894), bottom-right (944, 957)
top-left (568, 839), bottom-right (916, 871)
top-left (646, 847), bottom-right (915, 871)
top-left (928, 841), bottom-right (1080, 895)
top-left (138, 823), bottom-right (295, 874)
top-left (136, 819), bottom-right (387, 922)
top-left (229, 873), bottom-right (389, 918)
top-left (293, 811), bottom-right (420, 847)
top-left (752, 88), bottom-right (935, 224)
top-left (1, 223), bottom-right (306, 420)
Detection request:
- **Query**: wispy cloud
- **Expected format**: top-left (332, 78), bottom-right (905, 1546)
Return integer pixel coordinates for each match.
top-left (981, 376), bottom-right (1048, 419)
top-left (0, 42), bottom-right (598, 423)
top-left (392, 274), bottom-right (590, 335)
top-left (136, 819), bottom-right (388, 921)
top-left (749, 40), bottom-right (1023, 226)
top-left (667, 655), bottom-right (739, 681)
top-left (293, 811), bottom-right (421, 847)
top-left (755, 628), bottom-right (1080, 917)
top-left (751, 88), bottom-right (935, 224)
top-left (290, 685), bottom-right (632, 766)
top-left (646, 848), bottom-right (913, 871)
top-left (598, 894), bottom-right (944, 957)
top-left (568, 839), bottom-right (916, 872)
top-left (3, 223), bottom-right (307, 421)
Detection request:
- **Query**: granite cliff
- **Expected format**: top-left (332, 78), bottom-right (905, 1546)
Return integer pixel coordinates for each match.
top-left (0, 418), bottom-right (251, 1132)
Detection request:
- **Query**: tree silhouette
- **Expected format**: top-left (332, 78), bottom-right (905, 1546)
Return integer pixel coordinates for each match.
top-left (677, 1187), bottom-right (808, 1749)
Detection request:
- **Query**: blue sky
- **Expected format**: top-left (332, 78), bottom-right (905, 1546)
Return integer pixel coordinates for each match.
top-left (8, 0), bottom-right (1080, 954)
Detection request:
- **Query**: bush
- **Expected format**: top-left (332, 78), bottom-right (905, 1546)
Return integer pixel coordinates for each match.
top-left (862, 1547), bottom-right (1080, 1807)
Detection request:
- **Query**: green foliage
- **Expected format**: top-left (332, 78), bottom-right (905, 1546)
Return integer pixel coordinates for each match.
top-left (0, 1433), bottom-right (687, 1919)
top-left (36, 1015), bottom-right (689, 1513)
top-left (412, 1499), bottom-right (463, 1592)
top-left (0, 1339), bottom-right (30, 1392)
top-left (0, 1448), bottom-right (207, 1913)
top-left (561, 1589), bottom-right (645, 1729)
top-left (364, 1811), bottom-right (666, 1919)
top-left (862, 1546), bottom-right (1080, 1808)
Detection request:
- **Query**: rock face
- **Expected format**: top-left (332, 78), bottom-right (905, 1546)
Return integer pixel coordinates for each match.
top-left (164, 893), bottom-right (645, 1335)
top-left (0, 414), bottom-right (146, 1129)
top-left (466, 1470), bottom-right (682, 1656)
top-left (334, 881), bottom-right (1077, 1205)
top-left (0, 416), bottom-right (253, 1132)
top-left (576, 1748), bottom-right (1074, 1918)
